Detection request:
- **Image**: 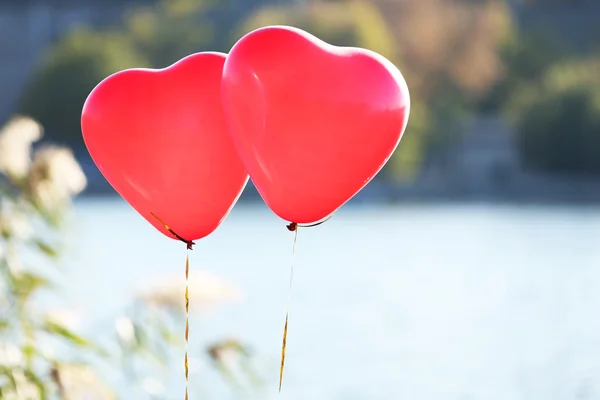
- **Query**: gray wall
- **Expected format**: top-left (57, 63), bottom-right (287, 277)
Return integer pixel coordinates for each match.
top-left (0, 0), bottom-right (152, 122)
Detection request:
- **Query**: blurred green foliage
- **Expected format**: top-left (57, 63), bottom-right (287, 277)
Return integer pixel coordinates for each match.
top-left (0, 116), bottom-right (263, 398)
top-left (238, 0), bottom-right (430, 180)
top-left (507, 57), bottom-right (600, 174)
top-left (479, 27), bottom-right (571, 112)
top-left (19, 29), bottom-right (150, 146)
top-left (19, 0), bottom-right (219, 148)
top-left (123, 0), bottom-right (215, 67)
top-left (240, 0), bottom-right (512, 180)
top-left (17, 0), bottom-right (600, 179)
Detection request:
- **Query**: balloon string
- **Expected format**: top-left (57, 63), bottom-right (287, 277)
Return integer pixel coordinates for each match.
top-left (279, 213), bottom-right (334, 392)
top-left (185, 250), bottom-right (190, 400)
top-left (149, 212), bottom-right (193, 400)
top-left (279, 227), bottom-right (298, 393)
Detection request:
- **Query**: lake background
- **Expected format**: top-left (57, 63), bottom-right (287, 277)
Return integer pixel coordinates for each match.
top-left (46, 198), bottom-right (600, 399)
top-left (2, 0), bottom-right (600, 398)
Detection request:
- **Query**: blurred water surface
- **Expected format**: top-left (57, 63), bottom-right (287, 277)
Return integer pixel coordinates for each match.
top-left (52, 198), bottom-right (600, 399)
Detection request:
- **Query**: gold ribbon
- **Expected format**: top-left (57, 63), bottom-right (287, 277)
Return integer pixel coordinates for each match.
top-left (150, 212), bottom-right (193, 399)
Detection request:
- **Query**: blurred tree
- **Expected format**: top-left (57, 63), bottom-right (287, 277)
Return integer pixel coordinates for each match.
top-left (240, 0), bottom-right (513, 181)
top-left (19, 29), bottom-right (149, 148)
top-left (386, 102), bottom-right (430, 182)
top-left (239, 0), bottom-right (428, 181)
top-left (376, 0), bottom-right (515, 176)
top-left (24, 0), bottom-right (575, 182)
top-left (237, 0), bottom-right (398, 61)
top-left (373, 0), bottom-right (514, 102)
top-left (508, 57), bottom-right (600, 174)
top-left (479, 27), bottom-right (571, 112)
top-left (19, 0), bottom-right (224, 148)
top-left (123, 0), bottom-right (215, 67)
top-left (242, 0), bottom-right (514, 102)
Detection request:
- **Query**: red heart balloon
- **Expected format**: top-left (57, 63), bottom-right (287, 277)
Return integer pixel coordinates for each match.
top-left (222, 26), bottom-right (410, 224)
top-left (81, 52), bottom-right (248, 241)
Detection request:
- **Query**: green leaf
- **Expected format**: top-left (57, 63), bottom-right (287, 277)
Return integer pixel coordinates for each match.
top-left (0, 181), bottom-right (16, 198)
top-left (213, 360), bottom-right (242, 389)
top-left (158, 320), bottom-right (182, 346)
top-left (0, 318), bottom-right (10, 331)
top-left (28, 199), bottom-right (62, 228)
top-left (0, 366), bottom-right (18, 390)
top-left (44, 320), bottom-right (90, 347)
top-left (33, 240), bottom-right (59, 259)
top-left (240, 358), bottom-right (265, 389)
top-left (22, 343), bottom-right (36, 367)
top-left (23, 369), bottom-right (48, 400)
top-left (43, 320), bottom-right (109, 357)
top-left (130, 322), bottom-right (145, 349)
top-left (11, 271), bottom-right (52, 301)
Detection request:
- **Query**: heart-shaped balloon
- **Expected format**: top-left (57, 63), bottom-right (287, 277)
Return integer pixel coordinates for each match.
top-left (221, 26), bottom-right (410, 224)
top-left (82, 52), bottom-right (248, 241)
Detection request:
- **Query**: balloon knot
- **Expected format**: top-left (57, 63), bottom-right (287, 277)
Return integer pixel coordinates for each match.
top-left (171, 231), bottom-right (195, 250)
top-left (286, 222), bottom-right (298, 232)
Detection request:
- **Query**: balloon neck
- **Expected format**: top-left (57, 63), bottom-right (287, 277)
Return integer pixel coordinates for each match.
top-left (173, 234), bottom-right (195, 250)
top-left (285, 214), bottom-right (335, 232)
top-left (150, 212), bottom-right (195, 249)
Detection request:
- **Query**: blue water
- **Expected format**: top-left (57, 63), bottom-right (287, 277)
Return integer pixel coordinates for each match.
top-left (47, 199), bottom-right (600, 399)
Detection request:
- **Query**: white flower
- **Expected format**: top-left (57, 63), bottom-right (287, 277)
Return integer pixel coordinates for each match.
top-left (137, 271), bottom-right (243, 315)
top-left (115, 317), bottom-right (135, 345)
top-left (28, 146), bottom-right (87, 211)
top-left (0, 342), bottom-right (24, 367)
top-left (0, 116), bottom-right (43, 179)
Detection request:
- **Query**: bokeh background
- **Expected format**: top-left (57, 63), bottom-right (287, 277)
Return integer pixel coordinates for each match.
top-left (1, 0), bottom-right (600, 399)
